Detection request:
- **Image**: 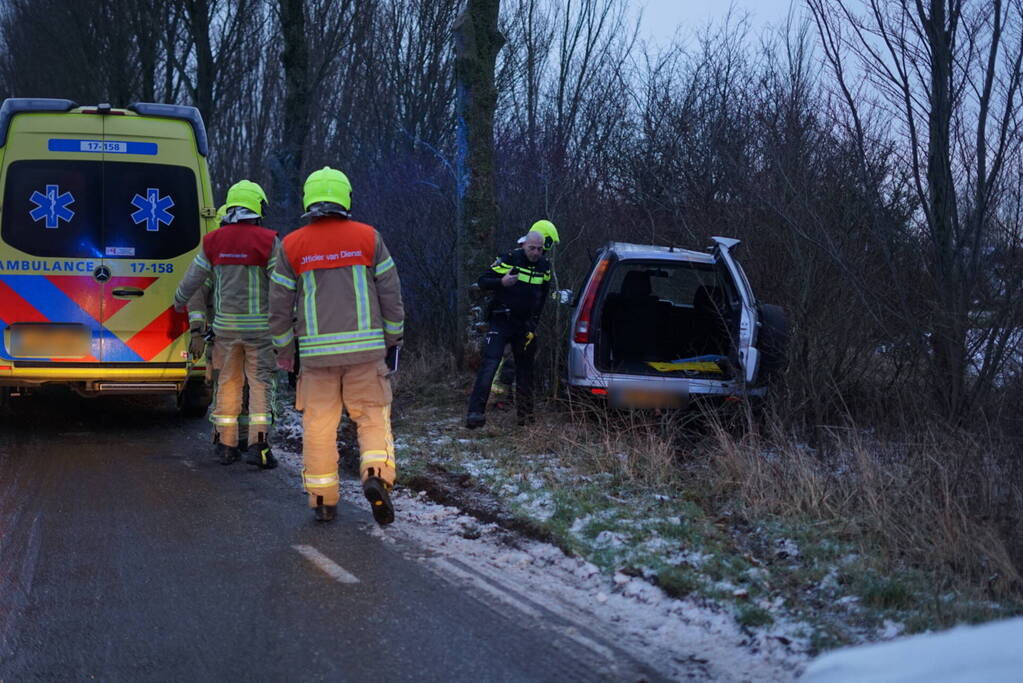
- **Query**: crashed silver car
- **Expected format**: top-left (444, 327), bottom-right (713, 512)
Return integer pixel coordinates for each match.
top-left (565, 237), bottom-right (787, 408)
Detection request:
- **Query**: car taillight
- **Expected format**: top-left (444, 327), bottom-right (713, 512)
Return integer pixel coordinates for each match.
top-left (573, 258), bottom-right (609, 343)
top-left (590, 387), bottom-right (608, 396)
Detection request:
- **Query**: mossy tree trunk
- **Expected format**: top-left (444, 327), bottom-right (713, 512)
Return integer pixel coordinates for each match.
top-left (273, 0), bottom-right (309, 233)
top-left (454, 0), bottom-right (505, 368)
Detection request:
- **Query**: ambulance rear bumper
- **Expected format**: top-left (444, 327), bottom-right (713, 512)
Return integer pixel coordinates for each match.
top-left (0, 363), bottom-right (189, 395)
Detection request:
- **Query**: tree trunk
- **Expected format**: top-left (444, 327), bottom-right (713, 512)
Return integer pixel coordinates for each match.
top-left (454, 0), bottom-right (505, 368)
top-left (273, 0), bottom-right (309, 233)
top-left (184, 0), bottom-right (215, 130)
top-left (921, 0), bottom-right (966, 418)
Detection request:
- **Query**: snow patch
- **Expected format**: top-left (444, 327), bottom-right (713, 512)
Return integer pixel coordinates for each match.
top-left (274, 404), bottom-right (807, 680)
top-left (802, 617), bottom-right (1023, 682)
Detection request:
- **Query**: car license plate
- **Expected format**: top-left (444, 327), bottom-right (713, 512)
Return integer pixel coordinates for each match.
top-left (611, 386), bottom-right (686, 409)
top-left (9, 324), bottom-right (91, 358)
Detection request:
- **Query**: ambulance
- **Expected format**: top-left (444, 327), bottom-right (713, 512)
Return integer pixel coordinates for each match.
top-left (0, 98), bottom-right (216, 414)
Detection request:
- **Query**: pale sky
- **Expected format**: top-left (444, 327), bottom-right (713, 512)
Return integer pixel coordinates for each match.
top-left (634, 0), bottom-right (800, 47)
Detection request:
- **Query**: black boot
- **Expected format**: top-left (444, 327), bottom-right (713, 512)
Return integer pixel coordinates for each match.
top-left (465, 412), bottom-right (486, 429)
top-left (215, 442), bottom-right (241, 465)
top-left (245, 441), bottom-right (278, 469)
top-left (362, 477), bottom-right (395, 525)
top-left (314, 495), bottom-right (336, 522)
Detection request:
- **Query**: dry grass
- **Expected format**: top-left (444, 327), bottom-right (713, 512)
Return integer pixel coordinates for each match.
top-left (389, 346), bottom-right (459, 407)
top-left (699, 406), bottom-right (1023, 600)
top-left (513, 391), bottom-right (1023, 608)
top-left (505, 399), bottom-right (689, 488)
top-left (393, 346), bottom-right (1023, 618)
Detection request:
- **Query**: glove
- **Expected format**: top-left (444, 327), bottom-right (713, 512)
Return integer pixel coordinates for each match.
top-left (188, 331), bottom-right (206, 360)
top-left (275, 341), bottom-right (296, 372)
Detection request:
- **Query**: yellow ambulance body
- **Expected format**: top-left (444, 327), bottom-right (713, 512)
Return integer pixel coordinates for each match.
top-left (0, 99), bottom-right (215, 411)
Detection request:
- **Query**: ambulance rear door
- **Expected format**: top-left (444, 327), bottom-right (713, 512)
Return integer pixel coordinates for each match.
top-left (97, 112), bottom-right (201, 375)
top-left (0, 109), bottom-right (107, 368)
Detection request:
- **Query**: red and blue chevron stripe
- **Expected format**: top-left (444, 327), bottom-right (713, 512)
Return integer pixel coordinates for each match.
top-left (0, 274), bottom-right (188, 362)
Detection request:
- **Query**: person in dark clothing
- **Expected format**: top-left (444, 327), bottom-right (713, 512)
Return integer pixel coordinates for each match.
top-left (466, 229), bottom-right (551, 428)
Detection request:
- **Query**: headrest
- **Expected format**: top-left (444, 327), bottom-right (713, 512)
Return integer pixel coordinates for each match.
top-left (693, 286), bottom-right (724, 311)
top-left (621, 271), bottom-right (652, 297)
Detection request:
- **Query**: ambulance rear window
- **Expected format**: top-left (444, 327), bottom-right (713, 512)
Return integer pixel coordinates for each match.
top-left (2, 159), bottom-right (200, 260)
top-left (1, 160), bottom-right (101, 258)
top-left (103, 161), bottom-right (200, 259)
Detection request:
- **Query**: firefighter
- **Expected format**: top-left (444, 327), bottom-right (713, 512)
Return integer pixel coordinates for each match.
top-left (466, 222), bottom-right (555, 429)
top-left (269, 167), bottom-right (404, 525)
top-left (174, 180), bottom-right (280, 469)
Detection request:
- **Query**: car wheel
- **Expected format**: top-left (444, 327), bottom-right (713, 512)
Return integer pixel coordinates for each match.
top-left (757, 303), bottom-right (789, 382)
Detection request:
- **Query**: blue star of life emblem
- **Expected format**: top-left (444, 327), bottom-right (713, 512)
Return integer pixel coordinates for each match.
top-left (29, 184), bottom-right (76, 229)
top-left (130, 188), bottom-right (175, 232)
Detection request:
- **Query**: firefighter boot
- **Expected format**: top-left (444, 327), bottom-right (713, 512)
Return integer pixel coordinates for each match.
top-left (245, 433), bottom-right (278, 470)
top-left (215, 442), bottom-right (241, 465)
top-left (362, 478), bottom-right (395, 526)
top-left (465, 412), bottom-right (486, 429)
top-left (313, 495), bottom-right (336, 522)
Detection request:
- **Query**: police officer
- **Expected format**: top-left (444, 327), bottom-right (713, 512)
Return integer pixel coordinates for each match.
top-left (466, 221), bottom-right (555, 429)
top-left (269, 167), bottom-right (404, 524)
top-left (174, 180), bottom-right (280, 468)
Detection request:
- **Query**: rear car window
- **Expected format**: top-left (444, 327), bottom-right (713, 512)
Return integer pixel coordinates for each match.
top-left (605, 262), bottom-right (734, 307)
top-left (2, 159), bottom-right (200, 260)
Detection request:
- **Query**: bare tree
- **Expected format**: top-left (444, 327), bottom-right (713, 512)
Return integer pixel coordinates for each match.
top-left (808, 0), bottom-right (1023, 419)
top-left (498, 0), bottom-right (636, 230)
top-left (0, 0), bottom-right (174, 105)
top-left (176, 0), bottom-right (262, 133)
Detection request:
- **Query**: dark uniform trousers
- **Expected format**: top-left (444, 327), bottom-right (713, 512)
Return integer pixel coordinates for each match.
top-left (467, 315), bottom-right (537, 419)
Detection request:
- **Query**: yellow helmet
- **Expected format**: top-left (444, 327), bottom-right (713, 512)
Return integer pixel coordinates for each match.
top-left (224, 179), bottom-right (267, 216)
top-left (303, 166), bottom-right (352, 211)
top-left (530, 219), bottom-right (559, 250)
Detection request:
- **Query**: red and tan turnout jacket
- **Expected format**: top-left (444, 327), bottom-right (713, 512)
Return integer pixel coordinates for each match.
top-left (174, 223), bottom-right (280, 339)
top-left (269, 217), bottom-right (404, 367)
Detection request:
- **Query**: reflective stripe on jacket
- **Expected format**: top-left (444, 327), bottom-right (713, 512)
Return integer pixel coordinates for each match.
top-left (478, 248), bottom-right (551, 329)
top-left (268, 217), bottom-right (404, 367)
top-left (174, 223), bottom-right (280, 339)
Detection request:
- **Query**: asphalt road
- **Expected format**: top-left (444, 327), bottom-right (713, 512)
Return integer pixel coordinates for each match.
top-left (0, 389), bottom-right (662, 682)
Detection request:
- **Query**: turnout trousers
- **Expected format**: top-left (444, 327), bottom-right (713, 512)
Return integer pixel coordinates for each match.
top-left (210, 336), bottom-right (276, 447)
top-left (297, 361), bottom-right (395, 508)
top-left (467, 317), bottom-right (537, 419)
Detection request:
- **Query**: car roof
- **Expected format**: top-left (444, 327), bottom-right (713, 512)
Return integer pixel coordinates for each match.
top-left (605, 241), bottom-right (715, 264)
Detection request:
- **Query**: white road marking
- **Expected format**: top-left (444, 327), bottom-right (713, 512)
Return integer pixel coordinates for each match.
top-left (291, 544), bottom-right (361, 584)
top-left (181, 460), bottom-right (197, 471)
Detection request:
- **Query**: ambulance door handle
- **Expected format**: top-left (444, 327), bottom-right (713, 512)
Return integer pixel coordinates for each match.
top-left (112, 287), bottom-right (145, 299)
